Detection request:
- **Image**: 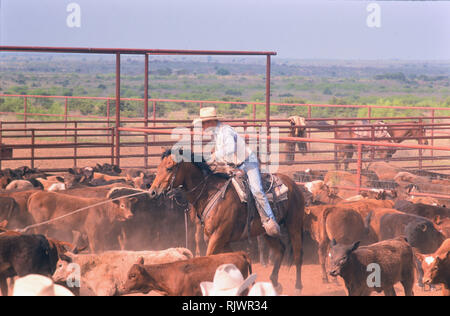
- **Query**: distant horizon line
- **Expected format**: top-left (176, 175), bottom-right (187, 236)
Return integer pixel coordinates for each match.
top-left (1, 52), bottom-right (450, 64)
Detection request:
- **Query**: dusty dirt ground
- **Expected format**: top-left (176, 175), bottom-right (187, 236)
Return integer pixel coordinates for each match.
top-left (136, 262), bottom-right (441, 296)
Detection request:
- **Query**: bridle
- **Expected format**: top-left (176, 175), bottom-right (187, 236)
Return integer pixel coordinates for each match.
top-left (165, 159), bottom-right (211, 207)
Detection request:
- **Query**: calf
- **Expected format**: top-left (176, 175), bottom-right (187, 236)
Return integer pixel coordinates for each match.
top-left (304, 180), bottom-right (342, 205)
top-left (5, 180), bottom-right (34, 191)
top-left (120, 251), bottom-right (252, 296)
top-left (0, 189), bottom-right (40, 227)
top-left (27, 188), bottom-right (139, 252)
top-left (420, 239), bottom-right (450, 296)
top-left (329, 237), bottom-right (415, 296)
top-left (35, 177), bottom-right (65, 191)
top-left (305, 205), bottom-right (377, 283)
top-left (0, 175), bottom-right (10, 189)
top-left (0, 234), bottom-right (59, 296)
top-left (53, 248), bottom-right (193, 296)
top-left (370, 208), bottom-right (445, 254)
top-left (0, 197), bottom-right (22, 229)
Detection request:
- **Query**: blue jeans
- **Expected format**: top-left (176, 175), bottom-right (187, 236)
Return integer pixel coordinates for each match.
top-left (239, 160), bottom-right (275, 220)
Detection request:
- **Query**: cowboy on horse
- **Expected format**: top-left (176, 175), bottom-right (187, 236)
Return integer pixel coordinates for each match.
top-left (192, 107), bottom-right (281, 238)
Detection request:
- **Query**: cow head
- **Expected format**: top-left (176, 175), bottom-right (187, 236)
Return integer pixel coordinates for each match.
top-left (120, 257), bottom-right (154, 295)
top-left (405, 220), bottom-right (445, 254)
top-left (0, 175), bottom-right (11, 189)
top-left (329, 239), bottom-right (360, 277)
top-left (132, 172), bottom-right (155, 190)
top-left (107, 188), bottom-right (139, 222)
top-left (64, 167), bottom-right (94, 189)
top-left (422, 252), bottom-right (449, 286)
top-left (305, 181), bottom-right (339, 204)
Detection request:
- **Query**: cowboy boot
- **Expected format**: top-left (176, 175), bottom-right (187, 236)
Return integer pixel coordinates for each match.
top-left (262, 217), bottom-right (281, 238)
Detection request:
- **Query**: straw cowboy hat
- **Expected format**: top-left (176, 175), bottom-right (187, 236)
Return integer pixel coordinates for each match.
top-left (200, 264), bottom-right (257, 296)
top-left (12, 274), bottom-right (74, 296)
top-left (192, 107), bottom-right (220, 125)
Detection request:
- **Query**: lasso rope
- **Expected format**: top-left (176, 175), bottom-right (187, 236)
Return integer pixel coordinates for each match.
top-left (17, 191), bottom-right (149, 233)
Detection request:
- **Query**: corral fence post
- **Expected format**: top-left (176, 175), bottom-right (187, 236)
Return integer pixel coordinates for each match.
top-left (252, 103), bottom-right (256, 123)
top-left (431, 109), bottom-right (435, 158)
top-left (115, 53), bottom-right (121, 168)
top-left (24, 96), bottom-right (28, 133)
top-left (152, 101), bottom-right (156, 143)
top-left (74, 122), bottom-right (78, 168)
top-left (370, 124), bottom-right (375, 160)
top-left (107, 98), bottom-right (111, 144)
top-left (64, 97), bottom-right (68, 141)
top-left (111, 127), bottom-right (114, 166)
top-left (356, 143), bottom-right (363, 194)
top-left (333, 119), bottom-right (338, 169)
top-left (31, 129), bottom-right (35, 169)
top-left (307, 104), bottom-right (312, 152)
top-left (144, 53), bottom-right (149, 169)
top-left (0, 121), bottom-right (2, 170)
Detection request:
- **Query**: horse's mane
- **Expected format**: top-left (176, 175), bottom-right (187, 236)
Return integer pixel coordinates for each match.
top-left (161, 148), bottom-right (214, 175)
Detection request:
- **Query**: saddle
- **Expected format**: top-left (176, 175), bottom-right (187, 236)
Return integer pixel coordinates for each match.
top-left (231, 170), bottom-right (288, 204)
top-left (199, 163), bottom-right (288, 230)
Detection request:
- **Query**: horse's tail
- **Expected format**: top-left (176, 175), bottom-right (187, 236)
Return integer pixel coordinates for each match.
top-left (284, 179), bottom-right (305, 268)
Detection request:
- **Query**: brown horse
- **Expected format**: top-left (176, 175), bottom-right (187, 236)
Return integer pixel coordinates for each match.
top-left (149, 148), bottom-right (305, 293)
top-left (285, 116), bottom-right (307, 163)
top-left (335, 121), bottom-right (428, 170)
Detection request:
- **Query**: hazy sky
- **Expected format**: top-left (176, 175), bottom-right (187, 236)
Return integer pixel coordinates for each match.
top-left (1, 0), bottom-right (449, 60)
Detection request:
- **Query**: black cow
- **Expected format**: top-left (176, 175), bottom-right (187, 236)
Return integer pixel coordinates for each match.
top-left (395, 201), bottom-right (449, 223)
top-left (0, 234), bottom-right (59, 296)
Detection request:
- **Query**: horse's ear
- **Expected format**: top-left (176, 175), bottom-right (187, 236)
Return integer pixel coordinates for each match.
top-left (136, 257), bottom-right (144, 265)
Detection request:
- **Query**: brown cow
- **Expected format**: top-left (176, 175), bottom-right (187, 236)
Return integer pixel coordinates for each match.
top-left (335, 199), bottom-right (395, 219)
top-left (0, 189), bottom-right (40, 227)
top-left (119, 251), bottom-right (252, 296)
top-left (420, 239), bottom-right (450, 296)
top-left (324, 171), bottom-right (371, 200)
top-left (368, 162), bottom-right (400, 181)
top-left (370, 208), bottom-right (445, 254)
top-left (0, 176), bottom-right (10, 189)
top-left (304, 180), bottom-right (342, 205)
top-left (329, 237), bottom-right (416, 296)
top-left (0, 197), bottom-right (24, 229)
top-left (27, 188), bottom-right (139, 253)
top-left (305, 205), bottom-right (377, 283)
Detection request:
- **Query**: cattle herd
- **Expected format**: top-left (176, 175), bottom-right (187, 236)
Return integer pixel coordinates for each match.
top-left (0, 161), bottom-right (449, 296)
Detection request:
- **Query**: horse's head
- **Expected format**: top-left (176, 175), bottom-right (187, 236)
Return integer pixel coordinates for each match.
top-left (413, 121), bottom-right (429, 145)
top-left (149, 148), bottom-right (184, 199)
